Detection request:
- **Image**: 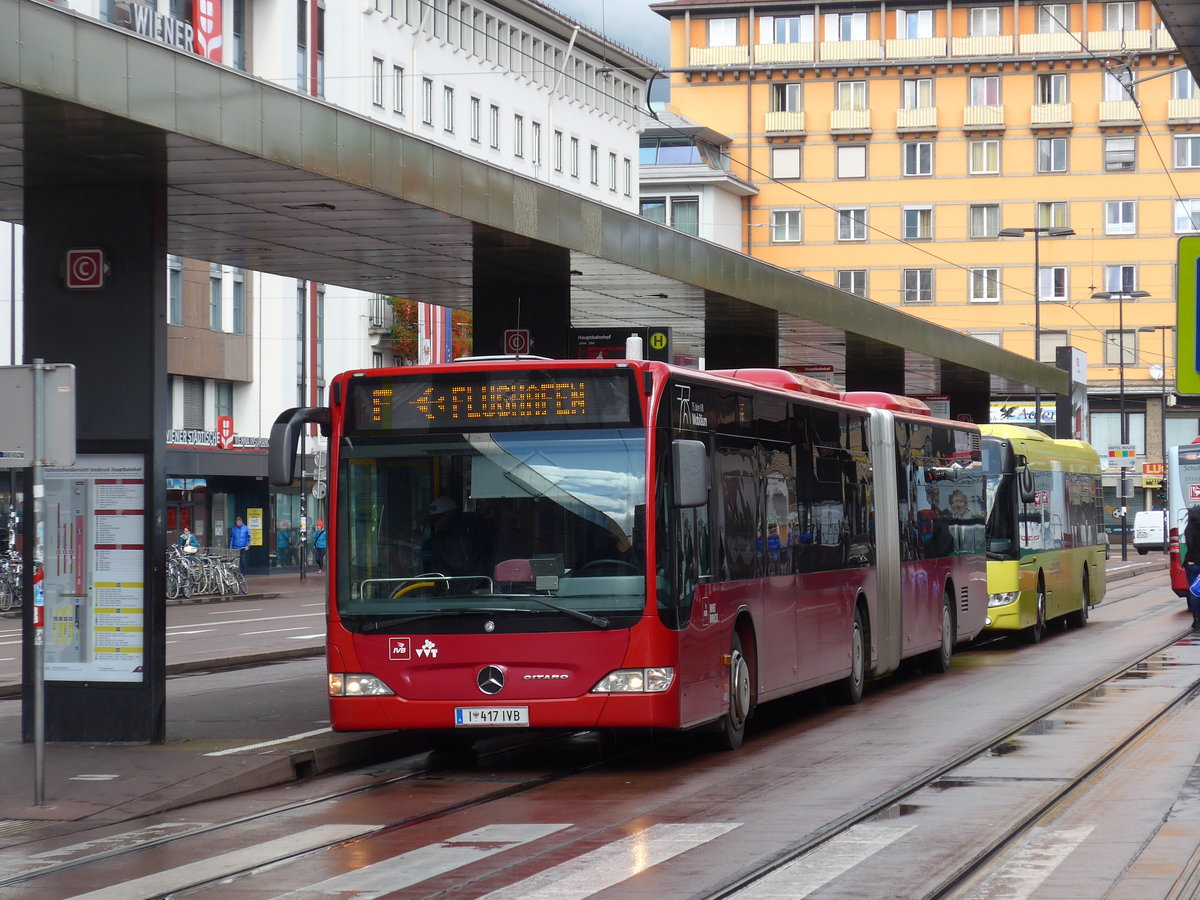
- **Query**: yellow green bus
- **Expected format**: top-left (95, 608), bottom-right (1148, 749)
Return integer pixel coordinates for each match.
top-left (981, 425), bottom-right (1107, 643)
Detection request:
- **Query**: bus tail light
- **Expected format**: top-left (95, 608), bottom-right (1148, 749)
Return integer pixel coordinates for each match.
top-left (329, 673), bottom-right (395, 696)
top-left (592, 667), bottom-right (675, 693)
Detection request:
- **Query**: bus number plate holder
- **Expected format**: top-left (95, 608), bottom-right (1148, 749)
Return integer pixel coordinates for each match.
top-left (455, 707), bottom-right (530, 727)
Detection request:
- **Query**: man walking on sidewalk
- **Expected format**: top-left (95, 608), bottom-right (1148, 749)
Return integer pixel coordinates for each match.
top-left (230, 515), bottom-right (252, 573)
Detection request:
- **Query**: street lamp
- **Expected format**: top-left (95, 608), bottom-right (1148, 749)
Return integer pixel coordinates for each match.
top-left (1092, 289), bottom-right (1151, 561)
top-left (1139, 324), bottom-right (1175, 549)
top-left (999, 226), bottom-right (1075, 433)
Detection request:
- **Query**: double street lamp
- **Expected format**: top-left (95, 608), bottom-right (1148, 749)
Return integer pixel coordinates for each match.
top-left (1092, 289), bottom-right (1151, 561)
top-left (999, 226), bottom-right (1075, 432)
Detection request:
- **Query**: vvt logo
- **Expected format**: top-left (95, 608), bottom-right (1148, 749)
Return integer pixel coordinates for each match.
top-left (415, 639), bottom-right (439, 659)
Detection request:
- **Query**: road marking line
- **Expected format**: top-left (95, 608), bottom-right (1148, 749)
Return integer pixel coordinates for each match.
top-left (204, 727), bottom-right (332, 756)
top-left (729, 822), bottom-right (917, 898)
top-left (960, 826), bottom-right (1093, 900)
top-left (62, 824), bottom-right (368, 900)
top-left (241, 626), bottom-right (316, 636)
top-left (269, 824), bottom-right (572, 899)
top-left (287, 633), bottom-right (325, 640)
top-left (171, 612), bottom-right (322, 628)
top-left (479, 822), bottom-right (742, 899)
top-left (163, 629), bottom-right (215, 636)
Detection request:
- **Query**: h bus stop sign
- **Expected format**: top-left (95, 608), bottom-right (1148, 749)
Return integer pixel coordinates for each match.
top-left (0, 365), bottom-right (77, 467)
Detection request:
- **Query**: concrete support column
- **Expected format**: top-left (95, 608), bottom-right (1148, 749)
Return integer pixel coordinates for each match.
top-left (844, 337), bottom-right (903, 393)
top-left (471, 230), bottom-right (570, 359)
top-left (22, 179), bottom-right (168, 742)
top-left (703, 296), bottom-right (778, 369)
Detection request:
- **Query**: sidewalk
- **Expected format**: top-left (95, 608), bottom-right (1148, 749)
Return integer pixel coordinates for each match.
top-left (0, 556), bottom-right (1174, 833)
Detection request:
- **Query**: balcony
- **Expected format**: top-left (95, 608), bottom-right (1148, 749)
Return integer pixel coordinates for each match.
top-left (1030, 102), bottom-right (1073, 127)
top-left (963, 104), bottom-right (1005, 128)
top-left (764, 110), bottom-right (806, 134)
top-left (1086, 29), bottom-right (1151, 52)
top-left (884, 37), bottom-right (946, 59)
top-left (1098, 100), bottom-right (1139, 123)
top-left (1169, 98), bottom-right (1200, 122)
top-left (1155, 27), bottom-right (1177, 51)
top-left (1019, 32), bottom-right (1083, 54)
top-left (688, 45), bottom-right (749, 67)
top-left (819, 39), bottom-right (883, 62)
top-left (830, 108), bottom-right (872, 132)
top-left (951, 34), bottom-right (1013, 56)
top-left (752, 42), bottom-right (815, 65)
top-left (896, 107), bottom-right (937, 131)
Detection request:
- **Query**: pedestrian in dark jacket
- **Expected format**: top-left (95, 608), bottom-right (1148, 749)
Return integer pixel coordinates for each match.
top-left (1184, 506), bottom-right (1200, 629)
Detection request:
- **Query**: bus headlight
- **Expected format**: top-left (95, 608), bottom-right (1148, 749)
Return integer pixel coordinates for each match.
top-left (329, 673), bottom-right (395, 696)
top-left (592, 667), bottom-right (674, 693)
top-left (988, 591), bottom-right (1019, 608)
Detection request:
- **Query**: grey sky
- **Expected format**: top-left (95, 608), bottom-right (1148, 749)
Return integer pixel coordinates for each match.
top-left (546, 0), bottom-right (670, 66)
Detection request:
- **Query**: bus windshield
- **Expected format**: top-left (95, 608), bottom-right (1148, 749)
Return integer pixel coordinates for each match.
top-left (337, 428), bottom-right (647, 629)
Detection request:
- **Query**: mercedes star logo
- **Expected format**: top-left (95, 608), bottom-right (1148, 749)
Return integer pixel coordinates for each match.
top-left (477, 665), bottom-right (505, 695)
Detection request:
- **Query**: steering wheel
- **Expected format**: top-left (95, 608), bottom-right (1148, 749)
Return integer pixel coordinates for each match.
top-left (571, 559), bottom-right (639, 576)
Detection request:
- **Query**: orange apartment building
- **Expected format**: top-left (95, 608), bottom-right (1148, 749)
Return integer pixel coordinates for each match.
top-left (649, 0), bottom-right (1200, 511)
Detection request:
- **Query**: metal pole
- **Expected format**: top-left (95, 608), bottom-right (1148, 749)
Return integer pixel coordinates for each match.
top-left (32, 359), bottom-right (45, 806)
top-left (1119, 295), bottom-right (1128, 562)
top-left (1162, 326), bottom-right (1169, 553)
top-left (299, 284), bottom-right (307, 582)
top-left (1033, 229), bottom-right (1042, 432)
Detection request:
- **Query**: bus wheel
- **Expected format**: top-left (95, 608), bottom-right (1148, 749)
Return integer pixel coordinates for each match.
top-left (837, 607), bottom-right (866, 704)
top-left (1024, 579), bottom-right (1047, 644)
top-left (714, 633), bottom-right (752, 751)
top-left (921, 592), bottom-right (954, 674)
top-left (1067, 569), bottom-right (1090, 629)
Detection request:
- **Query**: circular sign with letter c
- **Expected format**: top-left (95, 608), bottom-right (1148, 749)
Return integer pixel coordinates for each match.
top-left (504, 329), bottom-right (531, 354)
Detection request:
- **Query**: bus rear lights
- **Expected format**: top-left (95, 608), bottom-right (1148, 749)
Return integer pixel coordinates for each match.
top-left (987, 591), bottom-right (1019, 608)
top-left (329, 673), bottom-right (395, 697)
top-left (592, 667), bottom-right (674, 693)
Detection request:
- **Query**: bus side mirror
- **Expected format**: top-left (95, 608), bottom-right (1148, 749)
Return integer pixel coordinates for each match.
top-left (672, 439), bottom-right (709, 508)
top-left (1017, 465), bottom-right (1036, 505)
top-left (268, 407), bottom-right (331, 486)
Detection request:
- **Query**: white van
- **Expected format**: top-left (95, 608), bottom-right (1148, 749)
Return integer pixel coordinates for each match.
top-left (1133, 510), bottom-right (1167, 555)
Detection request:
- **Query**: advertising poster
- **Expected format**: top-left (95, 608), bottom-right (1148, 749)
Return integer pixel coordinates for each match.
top-left (43, 454), bottom-right (145, 683)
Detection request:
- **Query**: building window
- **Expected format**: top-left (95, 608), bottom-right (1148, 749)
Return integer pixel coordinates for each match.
top-left (214, 381), bottom-right (233, 420)
top-left (1105, 264), bottom-right (1138, 294)
top-left (1175, 199), bottom-right (1200, 233)
top-left (1104, 1), bottom-right (1136, 31)
top-left (1036, 201), bottom-right (1068, 229)
top-left (167, 255), bottom-right (182, 326)
top-left (968, 139), bottom-right (999, 175)
top-left (209, 263), bottom-right (223, 331)
top-left (759, 14), bottom-right (812, 44)
top-left (182, 376), bottom-right (205, 429)
top-left (641, 196), bottom-right (699, 236)
top-left (836, 80), bottom-right (867, 110)
top-left (489, 104), bottom-right (500, 149)
top-left (513, 114), bottom-right (524, 157)
top-left (837, 207), bottom-right (867, 241)
top-left (896, 8), bottom-right (933, 39)
top-left (1038, 331), bottom-right (1068, 364)
top-left (532, 122), bottom-right (542, 166)
top-left (969, 75), bottom-right (999, 106)
top-left (441, 85), bottom-right (454, 132)
top-left (622, 157), bottom-right (631, 196)
top-left (708, 17), bottom-right (737, 47)
top-left (1104, 330), bottom-right (1138, 366)
top-left (837, 144), bottom-right (866, 178)
top-left (1037, 137), bottom-right (1067, 173)
top-left (902, 78), bottom-right (932, 109)
top-left (421, 78), bottom-right (433, 125)
top-left (825, 11), bottom-right (867, 41)
top-left (232, 268), bottom-right (244, 334)
top-left (971, 330), bottom-right (1001, 347)
top-left (589, 145), bottom-right (599, 184)
top-left (1174, 69), bottom-right (1198, 100)
top-left (392, 66), bottom-right (404, 113)
top-left (1103, 69), bottom-right (1135, 103)
top-left (1176, 135), bottom-right (1200, 168)
top-left (838, 270), bottom-right (867, 297)
top-left (1036, 73), bottom-right (1068, 104)
top-left (772, 146), bottom-right (801, 180)
top-left (970, 268), bottom-right (1000, 303)
top-left (607, 152), bottom-right (617, 191)
top-left (902, 268), bottom-right (933, 304)
top-left (296, 0), bottom-right (308, 91)
top-left (902, 206), bottom-right (932, 240)
top-left (569, 137), bottom-right (579, 176)
top-left (1105, 136), bottom-right (1135, 172)
top-left (1106, 200), bottom-right (1136, 235)
top-left (969, 204), bottom-right (1000, 238)
top-left (371, 57), bottom-right (384, 107)
top-left (771, 83), bottom-right (802, 114)
top-left (469, 97), bottom-right (480, 142)
top-left (1038, 266), bottom-right (1068, 302)
top-left (903, 141), bottom-right (932, 176)
top-left (771, 209), bottom-right (802, 242)
top-left (554, 130), bottom-right (563, 172)
top-left (969, 7), bottom-right (1000, 36)
top-left (1037, 4), bottom-right (1068, 34)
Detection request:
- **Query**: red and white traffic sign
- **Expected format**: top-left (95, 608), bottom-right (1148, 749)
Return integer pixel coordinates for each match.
top-left (503, 328), bottom-right (531, 355)
top-left (64, 249), bottom-right (107, 290)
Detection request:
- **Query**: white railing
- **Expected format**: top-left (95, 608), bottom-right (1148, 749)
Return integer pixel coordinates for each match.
top-left (1019, 32), bottom-right (1083, 54)
top-left (963, 104), bottom-right (1005, 127)
top-left (1086, 29), bottom-right (1151, 52)
top-left (688, 45), bottom-right (749, 67)
top-left (951, 35), bottom-right (1013, 56)
top-left (830, 108), bottom-right (872, 131)
top-left (752, 42), bottom-right (815, 64)
top-left (764, 110), bottom-right (806, 134)
top-left (1098, 100), bottom-right (1139, 122)
top-left (884, 37), bottom-right (946, 59)
top-left (819, 39), bottom-right (883, 62)
top-left (1030, 103), bottom-right (1073, 126)
top-left (896, 107), bottom-right (937, 130)
top-left (1169, 98), bottom-right (1200, 121)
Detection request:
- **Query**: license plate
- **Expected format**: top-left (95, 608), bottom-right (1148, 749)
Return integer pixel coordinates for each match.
top-left (454, 706), bottom-right (530, 727)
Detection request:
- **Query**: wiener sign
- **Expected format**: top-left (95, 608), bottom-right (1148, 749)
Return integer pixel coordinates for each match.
top-left (114, 1), bottom-right (224, 60)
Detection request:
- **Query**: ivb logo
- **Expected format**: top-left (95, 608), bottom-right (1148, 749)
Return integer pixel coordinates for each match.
top-left (389, 637), bottom-right (411, 660)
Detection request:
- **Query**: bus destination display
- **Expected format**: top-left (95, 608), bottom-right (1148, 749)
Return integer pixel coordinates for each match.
top-left (348, 371), bottom-right (638, 431)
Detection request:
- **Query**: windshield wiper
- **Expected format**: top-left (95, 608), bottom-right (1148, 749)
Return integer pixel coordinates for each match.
top-left (489, 593), bottom-right (610, 629)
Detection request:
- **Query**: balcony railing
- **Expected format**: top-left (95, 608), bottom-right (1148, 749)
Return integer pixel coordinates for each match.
top-left (1098, 99), bottom-right (1139, 122)
top-left (1086, 29), bottom-right (1151, 52)
top-left (764, 110), bottom-right (806, 134)
top-left (830, 108), bottom-right (872, 131)
top-left (951, 34), bottom-right (1013, 56)
top-left (1155, 27), bottom-right (1177, 51)
top-left (1030, 102), bottom-right (1073, 126)
top-left (963, 104), bottom-right (1005, 127)
top-left (752, 42), bottom-right (815, 64)
top-left (1019, 32), bottom-right (1082, 54)
top-left (1169, 98), bottom-right (1200, 122)
top-left (896, 107), bottom-right (937, 130)
top-left (884, 37), bottom-right (946, 59)
top-left (819, 39), bottom-right (883, 62)
top-left (688, 45), bottom-right (749, 66)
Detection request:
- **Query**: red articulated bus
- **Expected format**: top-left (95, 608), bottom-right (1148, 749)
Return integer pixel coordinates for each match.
top-left (269, 359), bottom-right (987, 750)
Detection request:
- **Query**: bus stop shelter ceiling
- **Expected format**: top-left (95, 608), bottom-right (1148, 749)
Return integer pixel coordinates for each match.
top-left (0, 0), bottom-right (1061, 401)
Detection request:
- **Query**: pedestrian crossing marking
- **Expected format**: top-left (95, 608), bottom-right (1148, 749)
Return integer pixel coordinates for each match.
top-left (478, 822), bottom-right (741, 899)
top-left (959, 826), bottom-right (1093, 899)
top-left (729, 822), bottom-right (917, 898)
